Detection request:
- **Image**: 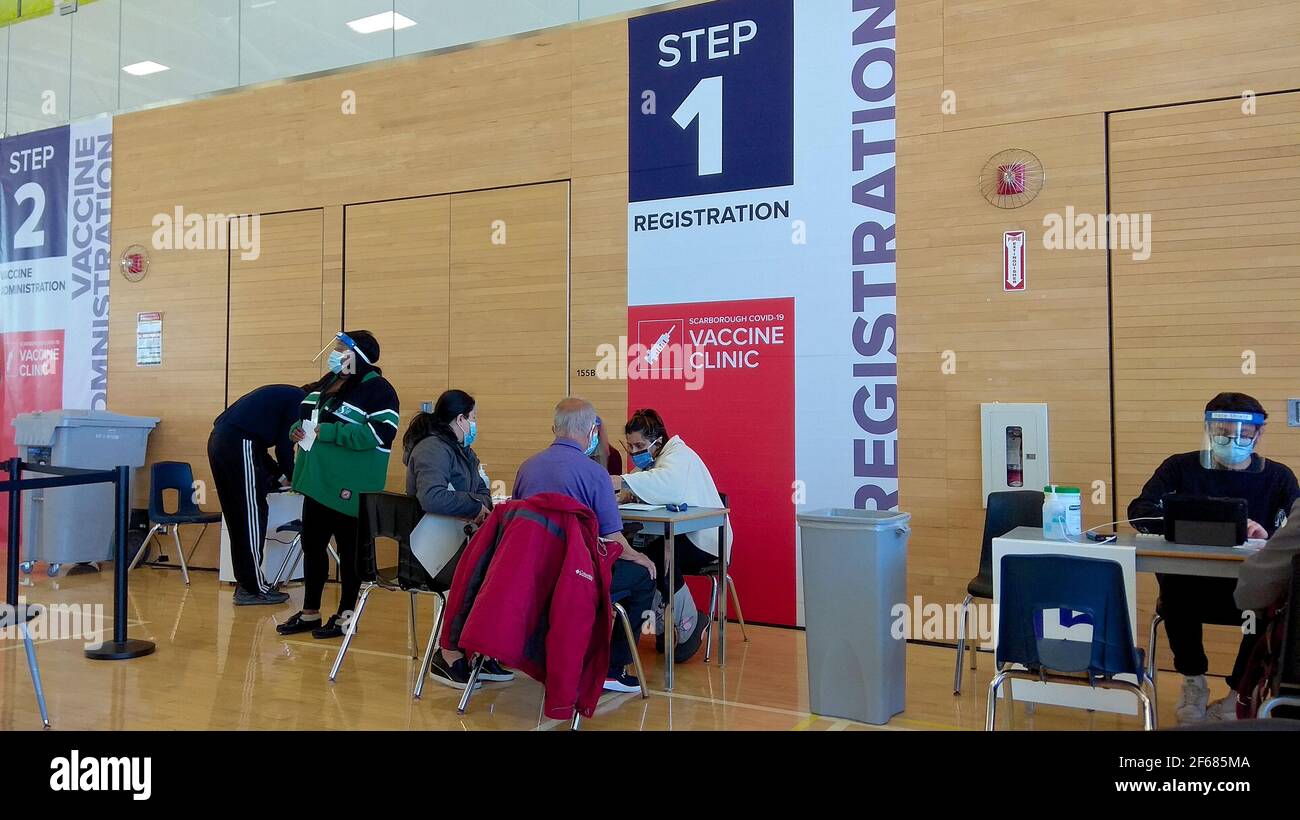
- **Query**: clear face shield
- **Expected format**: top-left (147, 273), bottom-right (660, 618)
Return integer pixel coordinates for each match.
top-left (311, 332), bottom-right (368, 375)
top-left (1200, 410), bottom-right (1267, 473)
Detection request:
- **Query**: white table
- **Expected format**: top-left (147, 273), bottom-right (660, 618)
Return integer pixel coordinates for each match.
top-left (219, 491), bottom-right (304, 585)
top-left (619, 505), bottom-right (730, 691)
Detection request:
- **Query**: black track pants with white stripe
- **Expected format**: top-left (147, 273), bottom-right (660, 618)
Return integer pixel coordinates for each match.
top-left (208, 426), bottom-right (272, 594)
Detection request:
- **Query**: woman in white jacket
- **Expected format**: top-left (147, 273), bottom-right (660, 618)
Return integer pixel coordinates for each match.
top-left (614, 408), bottom-right (731, 662)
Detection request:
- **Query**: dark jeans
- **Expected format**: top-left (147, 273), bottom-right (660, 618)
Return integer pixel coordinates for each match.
top-left (1157, 573), bottom-right (1257, 688)
top-left (301, 495), bottom-right (360, 615)
top-left (637, 535), bottom-right (715, 598)
top-left (608, 560), bottom-right (655, 674)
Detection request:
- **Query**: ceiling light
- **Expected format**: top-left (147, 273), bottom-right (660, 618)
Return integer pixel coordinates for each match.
top-left (346, 11), bottom-right (416, 34)
top-left (122, 61), bottom-right (170, 76)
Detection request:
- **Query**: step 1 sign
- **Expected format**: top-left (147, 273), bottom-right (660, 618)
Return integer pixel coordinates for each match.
top-left (629, 0), bottom-right (794, 202)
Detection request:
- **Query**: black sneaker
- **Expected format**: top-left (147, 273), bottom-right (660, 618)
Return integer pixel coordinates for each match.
top-left (429, 653), bottom-right (482, 690)
top-left (673, 614), bottom-right (709, 664)
top-left (311, 614), bottom-right (347, 639)
top-left (603, 671), bottom-right (641, 694)
top-left (276, 611), bottom-right (322, 635)
top-left (479, 658), bottom-right (515, 682)
top-left (233, 586), bottom-right (290, 606)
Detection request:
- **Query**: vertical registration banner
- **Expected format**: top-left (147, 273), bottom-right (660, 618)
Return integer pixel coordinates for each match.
top-left (628, 2), bottom-right (897, 625)
top-left (0, 118), bottom-right (113, 544)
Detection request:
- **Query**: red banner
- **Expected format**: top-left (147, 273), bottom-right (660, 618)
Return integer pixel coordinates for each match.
top-left (0, 330), bottom-right (66, 547)
top-left (627, 298), bottom-right (796, 625)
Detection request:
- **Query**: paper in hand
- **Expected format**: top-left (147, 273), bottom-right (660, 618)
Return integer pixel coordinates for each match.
top-left (299, 413), bottom-right (319, 452)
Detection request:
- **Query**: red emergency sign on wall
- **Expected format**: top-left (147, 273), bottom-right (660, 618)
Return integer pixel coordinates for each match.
top-left (1003, 230), bottom-right (1027, 291)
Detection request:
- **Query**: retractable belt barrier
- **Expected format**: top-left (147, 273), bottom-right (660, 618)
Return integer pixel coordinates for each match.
top-left (2, 457), bottom-right (156, 660)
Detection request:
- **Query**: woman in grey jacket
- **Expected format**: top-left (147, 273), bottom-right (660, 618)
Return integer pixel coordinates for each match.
top-left (402, 389), bottom-right (510, 688)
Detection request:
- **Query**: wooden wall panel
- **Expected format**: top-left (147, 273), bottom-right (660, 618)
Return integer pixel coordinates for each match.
top-left (343, 197), bottom-right (452, 492)
top-left (105, 238), bottom-right (228, 567)
top-left (941, 0), bottom-right (1300, 132)
top-left (227, 211), bottom-right (324, 403)
top-left (896, 114), bottom-right (1112, 609)
top-left (448, 183), bottom-right (570, 492)
top-left (1111, 92), bottom-right (1300, 673)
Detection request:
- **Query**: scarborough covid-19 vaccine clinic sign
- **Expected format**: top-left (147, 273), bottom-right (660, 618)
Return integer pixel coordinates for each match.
top-left (627, 1), bottom-right (896, 625)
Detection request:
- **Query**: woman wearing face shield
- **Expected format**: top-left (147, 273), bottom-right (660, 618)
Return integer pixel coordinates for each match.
top-left (1127, 392), bottom-right (1299, 725)
top-left (612, 408), bottom-right (730, 663)
top-left (277, 330), bottom-right (400, 639)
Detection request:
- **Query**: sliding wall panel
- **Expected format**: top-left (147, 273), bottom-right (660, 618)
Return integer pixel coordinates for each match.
top-left (227, 210), bottom-right (325, 403)
top-left (449, 183), bottom-right (570, 493)
top-left (1111, 92), bottom-right (1300, 673)
top-left (343, 197), bottom-right (452, 491)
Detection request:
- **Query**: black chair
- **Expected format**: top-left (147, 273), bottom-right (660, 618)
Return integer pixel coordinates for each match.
top-left (954, 490), bottom-right (1043, 694)
top-left (693, 492), bottom-right (746, 663)
top-left (127, 461), bottom-right (221, 586)
top-left (1, 602), bottom-right (50, 729)
top-left (1260, 554), bottom-right (1300, 719)
top-left (1145, 598), bottom-right (1242, 720)
top-left (328, 491), bottom-right (451, 693)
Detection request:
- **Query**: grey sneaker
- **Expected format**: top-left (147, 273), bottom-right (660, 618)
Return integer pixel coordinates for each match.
top-left (1175, 675), bottom-right (1210, 724)
top-left (233, 586), bottom-right (290, 606)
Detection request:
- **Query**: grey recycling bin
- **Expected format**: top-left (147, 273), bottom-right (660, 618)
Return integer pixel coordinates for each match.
top-left (13, 410), bottom-right (159, 571)
top-left (798, 508), bottom-right (910, 725)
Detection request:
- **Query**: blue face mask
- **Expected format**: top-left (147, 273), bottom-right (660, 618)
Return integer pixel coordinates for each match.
top-left (1211, 439), bottom-right (1254, 467)
top-left (631, 450), bottom-right (654, 470)
top-left (584, 427), bottom-right (600, 457)
top-left (462, 419), bottom-right (477, 448)
top-left (327, 350), bottom-right (347, 374)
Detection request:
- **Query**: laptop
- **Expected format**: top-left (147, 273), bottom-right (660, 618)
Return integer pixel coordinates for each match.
top-left (1161, 493), bottom-right (1248, 547)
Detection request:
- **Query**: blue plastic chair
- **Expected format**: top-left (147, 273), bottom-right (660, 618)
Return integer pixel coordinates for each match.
top-left (987, 553), bottom-right (1156, 730)
top-left (127, 461), bottom-right (221, 585)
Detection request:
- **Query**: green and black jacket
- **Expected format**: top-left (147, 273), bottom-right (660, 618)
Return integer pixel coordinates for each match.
top-left (290, 369), bottom-right (400, 516)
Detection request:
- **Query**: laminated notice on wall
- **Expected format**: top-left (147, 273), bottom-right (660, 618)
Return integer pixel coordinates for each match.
top-left (136, 312), bottom-right (162, 367)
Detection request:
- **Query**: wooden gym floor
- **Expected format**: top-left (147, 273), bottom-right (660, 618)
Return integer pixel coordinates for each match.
top-left (0, 562), bottom-right (1210, 731)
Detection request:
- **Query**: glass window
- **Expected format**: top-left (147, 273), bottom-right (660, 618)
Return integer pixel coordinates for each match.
top-left (71, 0), bottom-right (121, 120)
top-left (119, 0), bottom-right (239, 111)
top-left (579, 0), bottom-right (661, 20)
top-left (6, 11), bottom-right (71, 136)
top-left (240, 0), bottom-right (395, 86)
top-left (395, 0), bottom-right (578, 56)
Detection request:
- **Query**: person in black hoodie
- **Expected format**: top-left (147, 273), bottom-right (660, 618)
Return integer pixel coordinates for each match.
top-left (208, 383), bottom-right (305, 605)
top-left (277, 330), bottom-right (400, 639)
top-left (402, 389), bottom-right (514, 688)
top-left (1128, 391), bottom-right (1299, 724)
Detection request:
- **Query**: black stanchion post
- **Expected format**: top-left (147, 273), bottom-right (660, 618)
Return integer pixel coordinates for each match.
top-left (6, 457), bottom-right (19, 606)
top-left (85, 464), bottom-right (155, 660)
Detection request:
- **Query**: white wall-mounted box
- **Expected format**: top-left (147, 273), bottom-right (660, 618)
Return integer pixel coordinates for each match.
top-left (980, 403), bottom-right (1049, 506)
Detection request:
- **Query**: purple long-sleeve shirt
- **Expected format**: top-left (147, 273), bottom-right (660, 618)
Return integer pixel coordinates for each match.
top-left (513, 438), bottom-right (624, 536)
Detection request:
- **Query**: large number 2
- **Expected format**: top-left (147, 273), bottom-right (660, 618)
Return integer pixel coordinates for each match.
top-left (672, 76), bottom-right (723, 177)
top-left (14, 182), bottom-right (47, 250)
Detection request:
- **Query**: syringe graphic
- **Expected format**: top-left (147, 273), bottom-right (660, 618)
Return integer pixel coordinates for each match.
top-left (645, 326), bottom-right (675, 365)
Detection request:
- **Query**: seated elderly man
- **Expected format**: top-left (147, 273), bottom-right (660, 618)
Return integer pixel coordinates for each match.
top-left (513, 397), bottom-right (658, 693)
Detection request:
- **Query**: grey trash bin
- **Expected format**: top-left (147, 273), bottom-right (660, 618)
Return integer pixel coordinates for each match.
top-left (798, 508), bottom-right (911, 725)
top-left (13, 410), bottom-right (160, 568)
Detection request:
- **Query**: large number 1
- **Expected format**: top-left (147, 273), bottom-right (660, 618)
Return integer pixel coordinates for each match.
top-left (672, 76), bottom-right (723, 177)
top-left (14, 182), bottom-right (47, 250)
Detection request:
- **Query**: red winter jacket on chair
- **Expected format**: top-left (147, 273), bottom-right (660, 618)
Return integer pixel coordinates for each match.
top-left (440, 492), bottom-right (621, 720)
